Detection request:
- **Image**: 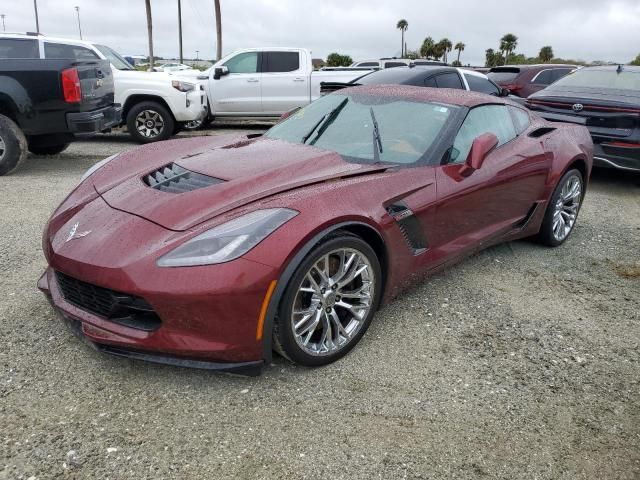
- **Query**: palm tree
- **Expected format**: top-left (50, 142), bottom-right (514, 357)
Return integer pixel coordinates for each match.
top-left (454, 41), bottom-right (466, 64)
top-left (437, 38), bottom-right (452, 63)
top-left (144, 0), bottom-right (154, 71)
top-left (539, 46), bottom-right (554, 62)
top-left (396, 19), bottom-right (408, 57)
top-left (500, 33), bottom-right (518, 63)
top-left (214, 0), bottom-right (222, 61)
top-left (420, 36), bottom-right (435, 59)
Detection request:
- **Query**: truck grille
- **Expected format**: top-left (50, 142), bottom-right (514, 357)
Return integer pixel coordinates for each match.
top-left (55, 272), bottom-right (161, 331)
top-left (144, 163), bottom-right (223, 194)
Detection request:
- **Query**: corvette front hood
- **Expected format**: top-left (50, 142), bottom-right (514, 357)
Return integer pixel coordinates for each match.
top-left (96, 136), bottom-right (388, 231)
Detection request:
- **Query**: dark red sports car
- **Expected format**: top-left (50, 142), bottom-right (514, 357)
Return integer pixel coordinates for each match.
top-left (39, 86), bottom-right (593, 375)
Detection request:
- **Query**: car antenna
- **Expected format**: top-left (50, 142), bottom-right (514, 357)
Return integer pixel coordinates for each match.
top-left (617, 64), bottom-right (623, 73)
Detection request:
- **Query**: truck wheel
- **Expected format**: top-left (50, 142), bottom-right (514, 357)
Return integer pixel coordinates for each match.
top-left (126, 101), bottom-right (175, 144)
top-left (28, 143), bottom-right (70, 155)
top-left (0, 114), bottom-right (27, 176)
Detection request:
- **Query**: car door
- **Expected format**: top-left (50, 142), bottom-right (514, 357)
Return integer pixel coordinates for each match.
top-left (210, 51), bottom-right (261, 115)
top-left (260, 51), bottom-right (308, 115)
top-left (429, 104), bottom-right (549, 263)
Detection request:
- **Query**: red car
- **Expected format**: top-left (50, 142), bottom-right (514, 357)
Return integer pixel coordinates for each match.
top-left (39, 86), bottom-right (593, 375)
top-left (488, 64), bottom-right (577, 98)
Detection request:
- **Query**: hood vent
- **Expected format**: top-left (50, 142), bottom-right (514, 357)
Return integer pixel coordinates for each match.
top-left (144, 163), bottom-right (224, 194)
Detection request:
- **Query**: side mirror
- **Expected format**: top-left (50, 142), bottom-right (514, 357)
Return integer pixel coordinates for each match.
top-left (213, 66), bottom-right (229, 80)
top-left (500, 87), bottom-right (511, 97)
top-left (459, 133), bottom-right (499, 177)
top-left (277, 106), bottom-right (301, 123)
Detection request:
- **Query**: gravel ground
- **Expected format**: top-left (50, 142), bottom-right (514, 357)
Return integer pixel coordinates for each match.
top-left (1, 125), bottom-right (639, 479)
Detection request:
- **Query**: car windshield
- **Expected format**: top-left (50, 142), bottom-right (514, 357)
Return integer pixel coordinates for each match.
top-left (94, 44), bottom-right (134, 70)
top-left (550, 68), bottom-right (640, 91)
top-left (265, 93), bottom-right (458, 165)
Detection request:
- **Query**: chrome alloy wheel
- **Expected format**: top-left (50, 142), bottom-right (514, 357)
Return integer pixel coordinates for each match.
top-left (552, 174), bottom-right (582, 241)
top-left (0, 135), bottom-right (5, 161)
top-left (135, 110), bottom-right (165, 138)
top-left (291, 248), bottom-right (375, 356)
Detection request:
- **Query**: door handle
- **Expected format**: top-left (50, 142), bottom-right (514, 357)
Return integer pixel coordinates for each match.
top-left (247, 78), bottom-right (259, 83)
top-left (293, 78), bottom-right (305, 82)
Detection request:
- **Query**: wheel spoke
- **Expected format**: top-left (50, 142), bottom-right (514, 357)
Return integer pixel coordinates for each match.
top-left (329, 310), bottom-right (349, 340)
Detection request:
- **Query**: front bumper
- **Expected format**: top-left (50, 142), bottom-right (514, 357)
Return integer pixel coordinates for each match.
top-left (38, 268), bottom-right (267, 375)
top-left (67, 104), bottom-right (122, 136)
top-left (170, 88), bottom-right (208, 122)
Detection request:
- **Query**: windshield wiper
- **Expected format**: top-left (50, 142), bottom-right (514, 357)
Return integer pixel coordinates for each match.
top-left (369, 107), bottom-right (383, 162)
top-left (304, 97), bottom-right (349, 145)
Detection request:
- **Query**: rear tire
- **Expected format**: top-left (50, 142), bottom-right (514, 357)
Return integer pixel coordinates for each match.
top-left (0, 114), bottom-right (27, 176)
top-left (538, 168), bottom-right (584, 247)
top-left (126, 101), bottom-right (175, 144)
top-left (273, 233), bottom-right (382, 367)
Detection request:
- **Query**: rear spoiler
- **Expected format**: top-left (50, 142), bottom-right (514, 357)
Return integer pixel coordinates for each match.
top-left (320, 82), bottom-right (361, 95)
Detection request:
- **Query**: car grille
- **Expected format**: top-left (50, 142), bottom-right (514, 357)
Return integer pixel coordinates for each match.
top-left (143, 163), bottom-right (223, 194)
top-left (55, 272), bottom-right (161, 331)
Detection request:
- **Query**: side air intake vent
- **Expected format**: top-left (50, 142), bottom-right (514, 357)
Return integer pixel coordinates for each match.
top-left (386, 201), bottom-right (428, 255)
top-left (144, 163), bottom-right (224, 194)
top-left (528, 127), bottom-right (556, 138)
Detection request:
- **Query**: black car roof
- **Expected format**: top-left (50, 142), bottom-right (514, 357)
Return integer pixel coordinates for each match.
top-left (353, 66), bottom-right (459, 85)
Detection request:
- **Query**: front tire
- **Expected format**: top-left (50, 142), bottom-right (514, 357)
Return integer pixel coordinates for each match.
top-left (538, 168), bottom-right (584, 247)
top-left (0, 114), bottom-right (27, 176)
top-left (126, 101), bottom-right (175, 143)
top-left (273, 233), bottom-right (382, 367)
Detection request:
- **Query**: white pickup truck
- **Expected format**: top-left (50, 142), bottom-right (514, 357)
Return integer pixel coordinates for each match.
top-left (179, 48), bottom-right (370, 124)
top-left (2, 34), bottom-right (207, 143)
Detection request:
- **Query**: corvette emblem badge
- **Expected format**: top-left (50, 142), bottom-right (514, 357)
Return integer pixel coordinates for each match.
top-left (65, 222), bottom-right (92, 242)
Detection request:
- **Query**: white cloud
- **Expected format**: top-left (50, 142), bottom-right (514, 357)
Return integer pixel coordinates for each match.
top-left (3, 0), bottom-right (639, 65)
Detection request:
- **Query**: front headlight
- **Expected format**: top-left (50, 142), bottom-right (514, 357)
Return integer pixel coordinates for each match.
top-left (171, 80), bottom-right (195, 92)
top-left (80, 153), bottom-right (119, 182)
top-left (157, 208), bottom-right (298, 267)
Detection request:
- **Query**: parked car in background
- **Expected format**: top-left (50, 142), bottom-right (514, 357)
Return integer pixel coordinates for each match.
top-left (184, 47), bottom-right (370, 126)
top-left (489, 64), bottom-right (577, 98)
top-left (39, 86), bottom-right (592, 373)
top-left (153, 63), bottom-right (193, 72)
top-left (0, 36), bottom-right (121, 175)
top-left (320, 66), bottom-right (509, 97)
top-left (351, 58), bottom-right (448, 69)
top-left (527, 65), bottom-right (640, 172)
top-left (0, 34), bottom-right (206, 143)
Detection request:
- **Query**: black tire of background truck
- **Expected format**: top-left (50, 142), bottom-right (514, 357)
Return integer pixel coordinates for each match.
top-left (126, 101), bottom-right (175, 144)
top-left (28, 143), bottom-right (70, 155)
top-left (0, 114), bottom-right (27, 176)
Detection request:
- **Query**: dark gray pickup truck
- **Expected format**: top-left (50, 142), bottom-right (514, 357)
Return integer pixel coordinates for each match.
top-left (0, 37), bottom-right (121, 175)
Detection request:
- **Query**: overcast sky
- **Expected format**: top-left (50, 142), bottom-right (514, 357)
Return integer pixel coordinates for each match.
top-left (4, 0), bottom-right (639, 65)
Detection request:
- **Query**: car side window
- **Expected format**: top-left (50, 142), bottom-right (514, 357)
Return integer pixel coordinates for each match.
top-left (384, 61), bottom-right (406, 68)
top-left (464, 74), bottom-right (501, 95)
top-left (532, 69), bottom-right (553, 85)
top-left (449, 105), bottom-right (517, 164)
top-left (263, 52), bottom-right (300, 73)
top-left (358, 62), bottom-right (379, 67)
top-left (44, 42), bottom-right (99, 60)
top-left (224, 52), bottom-right (258, 73)
top-left (435, 72), bottom-right (464, 89)
top-left (424, 76), bottom-right (437, 87)
top-left (508, 106), bottom-right (531, 134)
top-left (551, 68), bottom-right (573, 82)
top-left (0, 39), bottom-right (39, 58)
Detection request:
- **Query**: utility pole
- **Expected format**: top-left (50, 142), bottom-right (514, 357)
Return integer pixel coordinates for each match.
top-left (1, 15), bottom-right (5, 32)
top-left (145, 0), bottom-right (154, 71)
top-left (75, 6), bottom-right (82, 40)
top-left (195, 50), bottom-right (199, 61)
top-left (177, 0), bottom-right (183, 64)
top-left (33, 0), bottom-right (40, 33)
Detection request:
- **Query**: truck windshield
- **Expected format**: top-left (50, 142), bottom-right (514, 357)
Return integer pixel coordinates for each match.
top-left (94, 45), bottom-right (134, 70)
top-left (265, 93), bottom-right (457, 165)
